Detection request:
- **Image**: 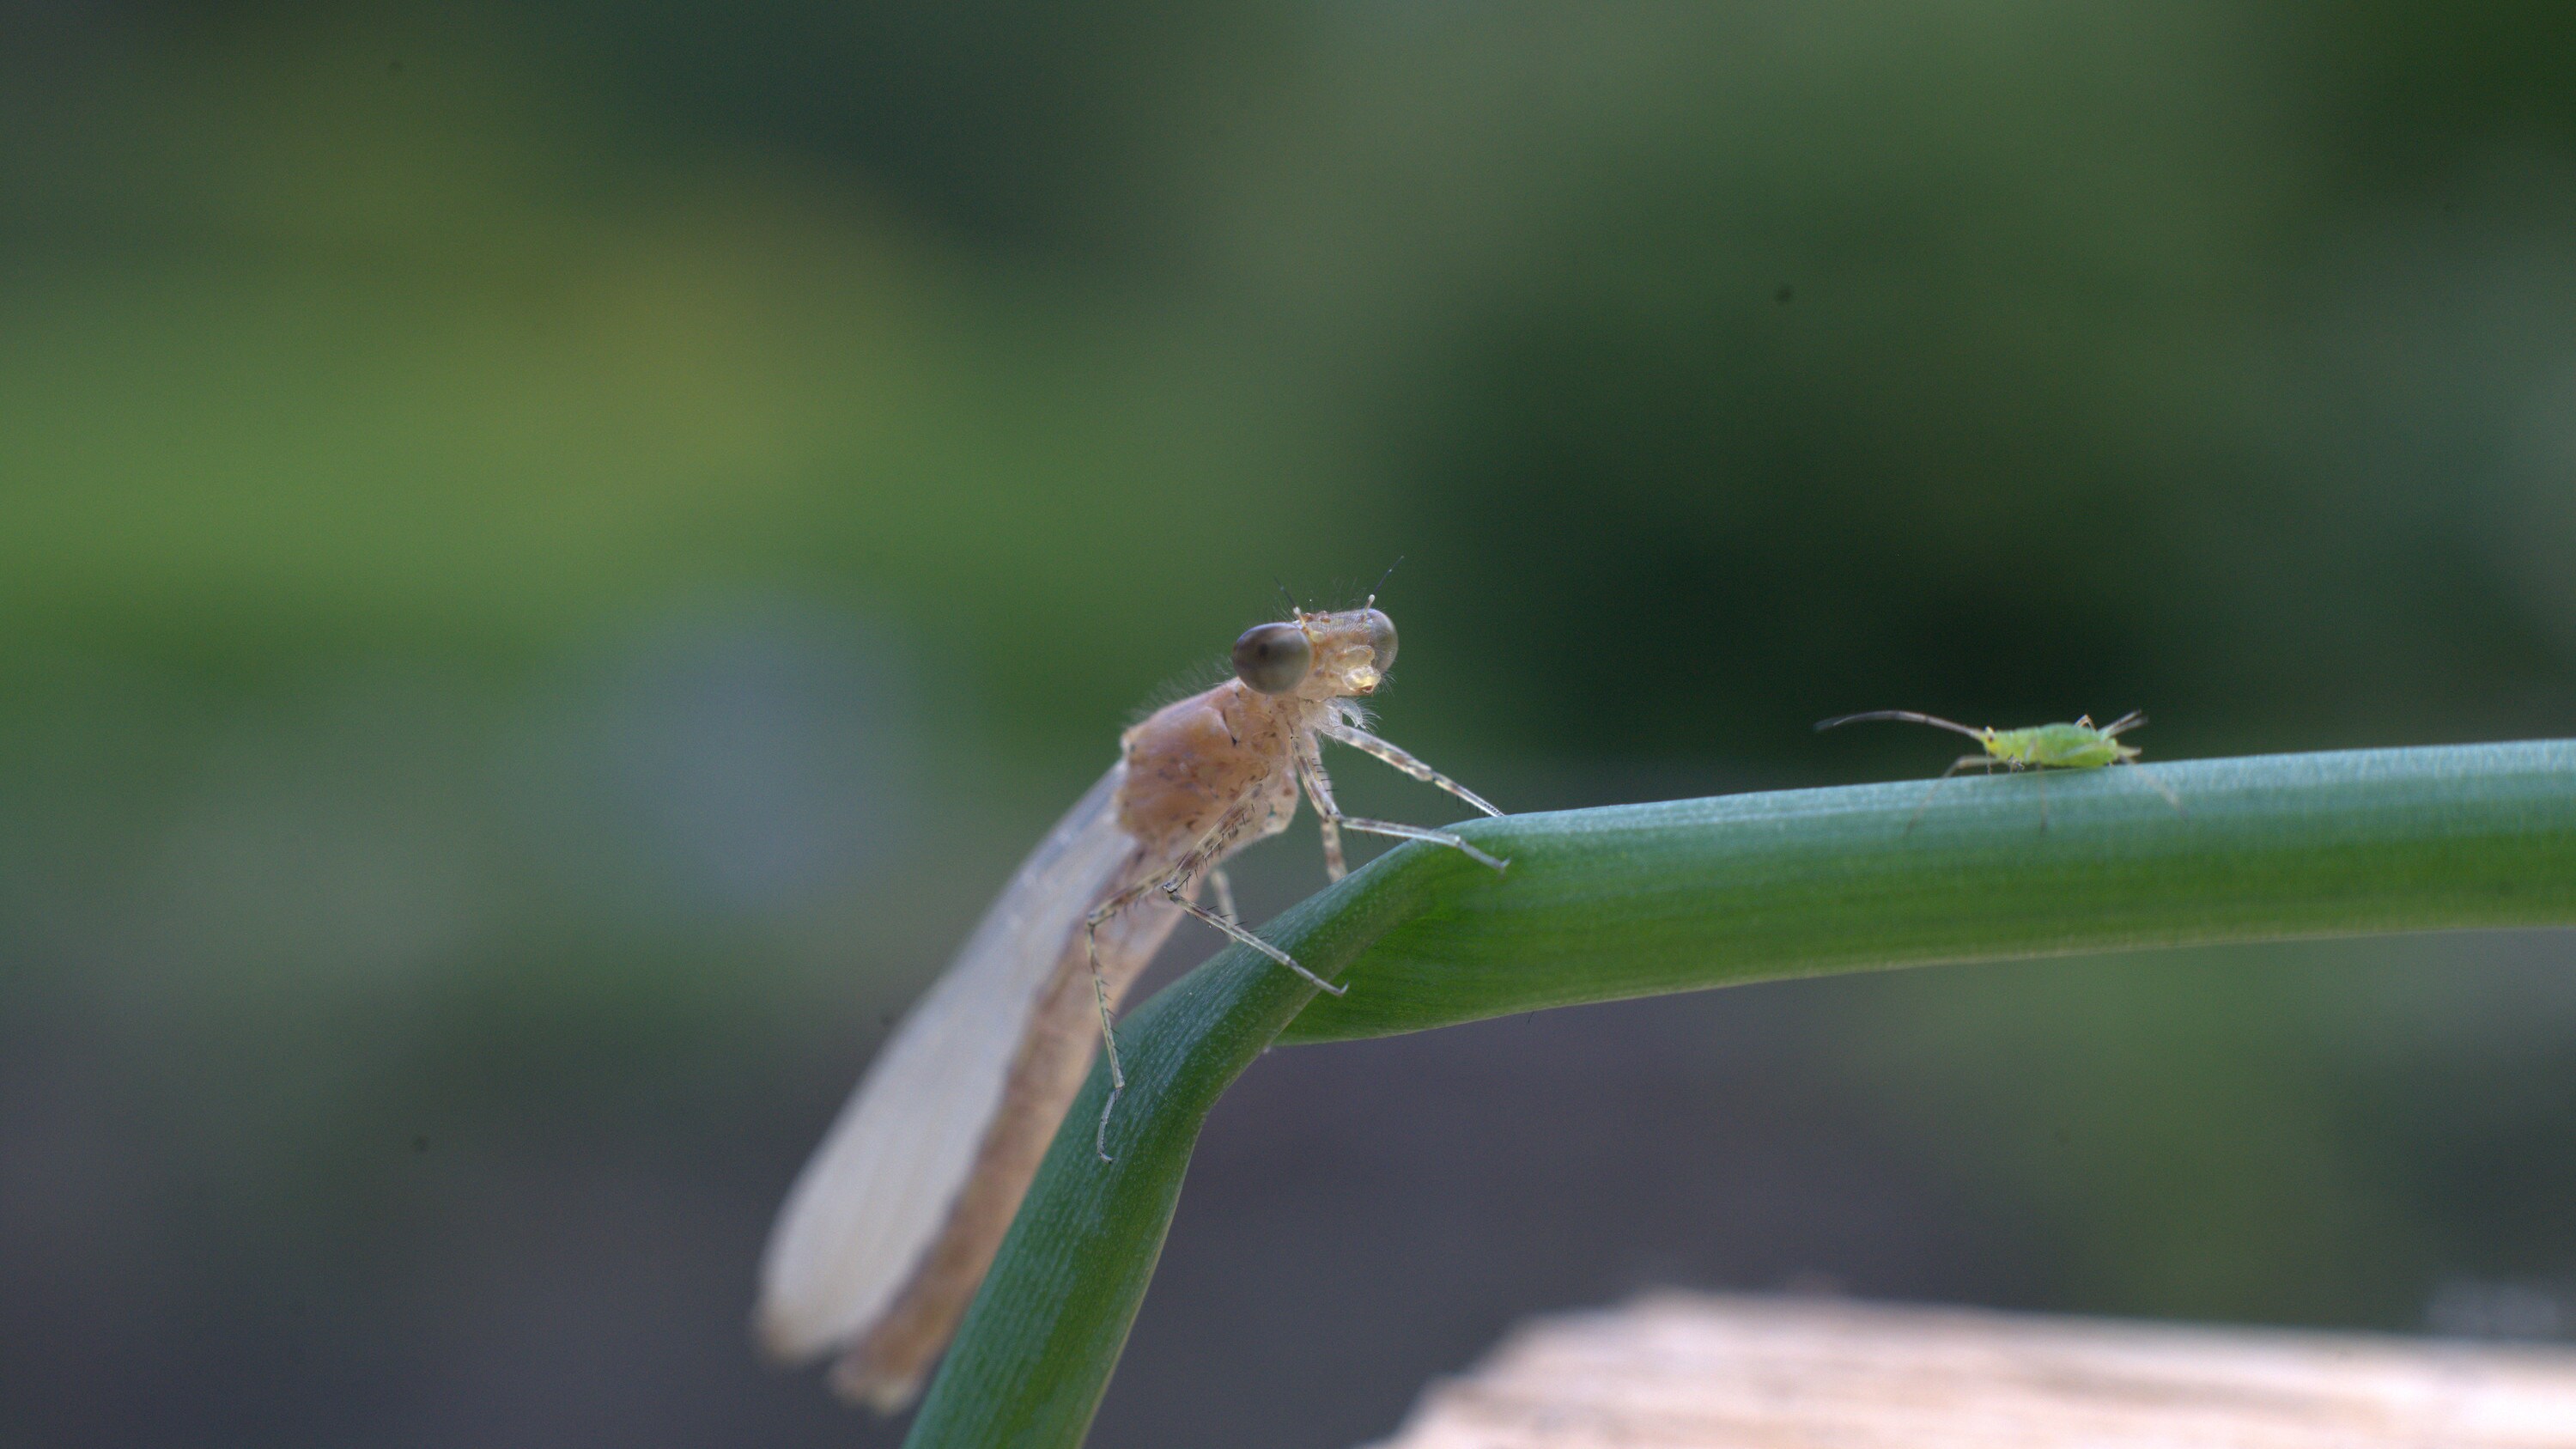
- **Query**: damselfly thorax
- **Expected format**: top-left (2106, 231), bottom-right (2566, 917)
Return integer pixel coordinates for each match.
top-left (756, 600), bottom-right (1503, 1409)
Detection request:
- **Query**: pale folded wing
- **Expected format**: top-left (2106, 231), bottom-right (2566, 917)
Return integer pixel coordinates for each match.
top-left (756, 763), bottom-right (1142, 1361)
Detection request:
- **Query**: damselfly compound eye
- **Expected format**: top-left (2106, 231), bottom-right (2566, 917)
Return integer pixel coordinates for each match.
top-left (1232, 621), bottom-right (1313, 694)
top-left (1363, 609), bottom-right (1398, 674)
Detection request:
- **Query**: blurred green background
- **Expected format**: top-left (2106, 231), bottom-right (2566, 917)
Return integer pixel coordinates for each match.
top-left (5, 3), bottom-right (2576, 1445)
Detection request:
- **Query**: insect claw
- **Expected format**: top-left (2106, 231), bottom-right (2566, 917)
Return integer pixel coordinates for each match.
top-left (1096, 1082), bottom-right (1122, 1162)
top-left (1273, 945), bottom-right (1347, 995)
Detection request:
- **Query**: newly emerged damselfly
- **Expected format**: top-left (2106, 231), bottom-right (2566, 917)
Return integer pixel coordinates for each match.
top-left (756, 600), bottom-right (1503, 1409)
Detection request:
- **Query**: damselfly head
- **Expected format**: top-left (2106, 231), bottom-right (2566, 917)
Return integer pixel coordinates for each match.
top-left (1303, 605), bottom-right (1398, 697)
top-left (1231, 606), bottom-right (1398, 698)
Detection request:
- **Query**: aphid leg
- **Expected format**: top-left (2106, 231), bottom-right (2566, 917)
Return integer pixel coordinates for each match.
top-left (2122, 759), bottom-right (2187, 815)
top-left (2036, 768), bottom-right (2049, 832)
top-left (1906, 755), bottom-right (1999, 833)
top-left (1208, 867), bottom-right (1239, 924)
top-left (1316, 721), bottom-right (1504, 818)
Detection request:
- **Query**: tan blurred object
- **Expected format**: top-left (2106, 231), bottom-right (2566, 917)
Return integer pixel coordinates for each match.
top-left (1370, 1291), bottom-right (2576, 1448)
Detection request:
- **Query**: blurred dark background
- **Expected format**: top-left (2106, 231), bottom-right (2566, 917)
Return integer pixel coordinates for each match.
top-left (4, 3), bottom-right (2575, 1445)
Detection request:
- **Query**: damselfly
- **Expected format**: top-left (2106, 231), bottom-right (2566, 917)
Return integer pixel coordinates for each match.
top-left (756, 600), bottom-right (1503, 1409)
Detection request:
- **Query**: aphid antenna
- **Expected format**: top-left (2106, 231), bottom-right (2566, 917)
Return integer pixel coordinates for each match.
top-left (1273, 576), bottom-right (1303, 619)
top-left (1815, 709), bottom-right (1985, 741)
top-left (2101, 709), bottom-right (2148, 736)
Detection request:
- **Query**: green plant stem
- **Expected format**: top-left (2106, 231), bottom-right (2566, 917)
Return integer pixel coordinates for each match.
top-left (903, 741), bottom-right (2576, 1449)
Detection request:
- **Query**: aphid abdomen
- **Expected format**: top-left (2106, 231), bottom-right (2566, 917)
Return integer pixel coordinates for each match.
top-left (2025, 723), bottom-right (2121, 769)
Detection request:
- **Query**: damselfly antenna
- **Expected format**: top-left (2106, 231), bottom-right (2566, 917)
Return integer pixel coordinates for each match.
top-left (1372, 556), bottom-right (1404, 601)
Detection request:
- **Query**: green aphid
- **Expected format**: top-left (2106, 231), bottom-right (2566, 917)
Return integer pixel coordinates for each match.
top-left (1815, 709), bottom-right (2184, 831)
